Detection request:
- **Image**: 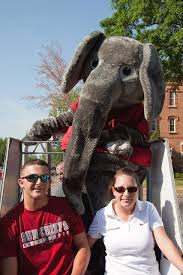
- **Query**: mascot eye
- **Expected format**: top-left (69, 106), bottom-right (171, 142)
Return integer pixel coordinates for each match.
top-left (89, 57), bottom-right (99, 70)
top-left (120, 65), bottom-right (137, 82)
top-left (122, 66), bottom-right (132, 76)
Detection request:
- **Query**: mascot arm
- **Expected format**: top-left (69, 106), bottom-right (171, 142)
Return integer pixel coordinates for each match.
top-left (23, 108), bottom-right (74, 142)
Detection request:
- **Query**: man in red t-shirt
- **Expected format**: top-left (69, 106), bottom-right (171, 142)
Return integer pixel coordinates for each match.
top-left (0, 159), bottom-right (90, 275)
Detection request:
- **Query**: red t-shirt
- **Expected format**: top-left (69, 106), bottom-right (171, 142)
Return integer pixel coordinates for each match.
top-left (61, 99), bottom-right (151, 167)
top-left (0, 196), bottom-right (84, 275)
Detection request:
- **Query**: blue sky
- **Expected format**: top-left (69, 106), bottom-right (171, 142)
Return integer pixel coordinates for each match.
top-left (0, 0), bottom-right (112, 139)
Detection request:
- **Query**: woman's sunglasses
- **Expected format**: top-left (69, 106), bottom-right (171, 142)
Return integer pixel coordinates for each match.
top-left (113, 186), bottom-right (138, 193)
top-left (21, 174), bottom-right (51, 183)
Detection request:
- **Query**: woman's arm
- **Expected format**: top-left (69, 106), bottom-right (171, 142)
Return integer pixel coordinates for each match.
top-left (153, 226), bottom-right (183, 273)
top-left (1, 257), bottom-right (18, 275)
top-left (71, 232), bottom-right (91, 275)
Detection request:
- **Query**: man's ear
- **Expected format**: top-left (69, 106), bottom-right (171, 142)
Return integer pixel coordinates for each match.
top-left (18, 178), bottom-right (23, 188)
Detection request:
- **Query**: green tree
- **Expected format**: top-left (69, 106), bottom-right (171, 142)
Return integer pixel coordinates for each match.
top-left (24, 154), bottom-right (38, 161)
top-left (0, 138), bottom-right (7, 165)
top-left (171, 149), bottom-right (183, 172)
top-left (39, 143), bottom-right (64, 167)
top-left (49, 88), bottom-right (80, 116)
top-left (49, 144), bottom-right (64, 167)
top-left (100, 0), bottom-right (183, 84)
top-left (149, 130), bottom-right (160, 141)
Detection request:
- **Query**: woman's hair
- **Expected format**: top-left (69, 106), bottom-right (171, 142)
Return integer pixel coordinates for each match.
top-left (110, 167), bottom-right (140, 187)
top-left (20, 159), bottom-right (49, 175)
top-left (107, 168), bottom-right (140, 200)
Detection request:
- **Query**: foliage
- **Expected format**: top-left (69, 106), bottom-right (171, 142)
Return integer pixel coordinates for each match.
top-left (49, 145), bottom-right (64, 167)
top-left (24, 154), bottom-right (38, 161)
top-left (149, 130), bottom-right (160, 141)
top-left (49, 88), bottom-right (80, 116)
top-left (171, 149), bottom-right (183, 172)
top-left (175, 172), bottom-right (183, 179)
top-left (100, 0), bottom-right (183, 84)
top-left (38, 142), bottom-right (64, 167)
top-left (0, 138), bottom-right (7, 165)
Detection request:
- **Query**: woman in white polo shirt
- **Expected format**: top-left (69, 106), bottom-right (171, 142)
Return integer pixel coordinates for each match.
top-left (88, 168), bottom-right (183, 275)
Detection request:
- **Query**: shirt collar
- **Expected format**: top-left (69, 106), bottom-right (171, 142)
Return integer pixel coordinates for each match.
top-left (105, 199), bottom-right (144, 217)
top-left (134, 200), bottom-right (144, 213)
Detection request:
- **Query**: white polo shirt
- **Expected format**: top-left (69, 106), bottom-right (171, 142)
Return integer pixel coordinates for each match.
top-left (88, 200), bottom-right (163, 275)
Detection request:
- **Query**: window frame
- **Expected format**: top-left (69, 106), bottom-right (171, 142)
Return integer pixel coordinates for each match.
top-left (169, 117), bottom-right (176, 133)
top-left (169, 90), bottom-right (176, 107)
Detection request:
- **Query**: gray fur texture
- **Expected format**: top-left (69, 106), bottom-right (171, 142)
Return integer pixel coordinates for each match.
top-left (61, 31), bottom-right (165, 214)
top-left (24, 31), bottom-right (165, 214)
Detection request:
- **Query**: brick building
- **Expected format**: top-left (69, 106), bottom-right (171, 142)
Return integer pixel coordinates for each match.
top-left (158, 85), bottom-right (183, 154)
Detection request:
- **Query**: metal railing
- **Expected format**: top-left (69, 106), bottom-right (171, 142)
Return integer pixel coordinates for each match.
top-left (0, 138), bottom-right (65, 217)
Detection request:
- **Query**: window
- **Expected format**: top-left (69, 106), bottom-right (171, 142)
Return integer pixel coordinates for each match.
top-left (169, 117), bottom-right (176, 132)
top-left (169, 91), bottom-right (175, 106)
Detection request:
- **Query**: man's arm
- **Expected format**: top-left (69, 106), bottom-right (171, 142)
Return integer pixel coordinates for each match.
top-left (71, 232), bottom-right (91, 275)
top-left (1, 257), bottom-right (18, 275)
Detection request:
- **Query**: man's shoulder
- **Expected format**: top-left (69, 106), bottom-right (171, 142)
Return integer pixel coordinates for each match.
top-left (49, 195), bottom-right (68, 203)
top-left (0, 201), bottom-right (24, 223)
top-left (48, 196), bottom-right (80, 220)
top-left (48, 196), bottom-right (75, 210)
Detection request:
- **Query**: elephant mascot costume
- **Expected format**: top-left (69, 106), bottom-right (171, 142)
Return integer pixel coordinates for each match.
top-left (24, 31), bottom-right (165, 216)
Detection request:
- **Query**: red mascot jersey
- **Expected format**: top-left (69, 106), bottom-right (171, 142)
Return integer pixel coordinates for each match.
top-left (61, 99), bottom-right (151, 167)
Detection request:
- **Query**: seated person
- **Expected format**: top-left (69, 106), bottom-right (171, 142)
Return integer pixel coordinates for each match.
top-left (0, 159), bottom-right (90, 275)
top-left (88, 168), bottom-right (183, 275)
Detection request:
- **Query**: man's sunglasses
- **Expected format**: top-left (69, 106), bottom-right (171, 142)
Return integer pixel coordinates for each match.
top-left (21, 174), bottom-right (51, 183)
top-left (113, 186), bottom-right (138, 193)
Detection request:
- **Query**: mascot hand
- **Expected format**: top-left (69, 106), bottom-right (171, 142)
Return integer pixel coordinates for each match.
top-left (105, 140), bottom-right (133, 158)
top-left (22, 107), bottom-right (74, 145)
top-left (22, 119), bottom-right (53, 145)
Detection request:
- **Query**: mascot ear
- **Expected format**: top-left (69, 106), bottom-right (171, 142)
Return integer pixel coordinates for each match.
top-left (139, 44), bottom-right (165, 122)
top-left (60, 31), bottom-right (105, 94)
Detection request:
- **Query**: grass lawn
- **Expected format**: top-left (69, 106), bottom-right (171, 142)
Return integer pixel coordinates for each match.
top-left (175, 172), bottom-right (183, 186)
top-left (175, 177), bottom-right (183, 186)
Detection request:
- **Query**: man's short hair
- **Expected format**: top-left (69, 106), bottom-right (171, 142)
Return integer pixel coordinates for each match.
top-left (20, 159), bottom-right (49, 175)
